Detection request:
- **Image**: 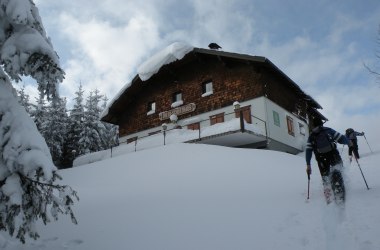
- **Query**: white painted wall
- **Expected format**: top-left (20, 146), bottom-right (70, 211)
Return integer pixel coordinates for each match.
top-left (261, 97), bottom-right (309, 151)
top-left (120, 96), bottom-right (309, 152)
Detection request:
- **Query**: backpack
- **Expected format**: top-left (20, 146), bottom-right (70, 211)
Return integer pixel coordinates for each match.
top-left (346, 128), bottom-right (354, 137)
top-left (311, 128), bottom-right (335, 154)
top-left (346, 128), bottom-right (355, 140)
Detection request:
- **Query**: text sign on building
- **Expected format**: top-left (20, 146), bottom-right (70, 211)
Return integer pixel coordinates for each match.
top-left (159, 103), bottom-right (196, 120)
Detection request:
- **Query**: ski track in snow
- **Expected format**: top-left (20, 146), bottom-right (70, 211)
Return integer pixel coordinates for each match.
top-left (327, 205), bottom-right (378, 250)
top-left (321, 155), bottom-right (378, 250)
top-left (295, 153), bottom-right (378, 250)
top-left (1, 144), bottom-right (379, 250)
top-left (323, 205), bottom-right (353, 250)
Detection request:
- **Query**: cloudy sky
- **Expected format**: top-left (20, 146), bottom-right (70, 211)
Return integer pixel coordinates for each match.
top-left (27, 0), bottom-right (380, 142)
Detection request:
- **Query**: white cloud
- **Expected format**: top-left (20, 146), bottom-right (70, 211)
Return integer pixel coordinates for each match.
top-left (314, 81), bottom-right (380, 146)
top-left (327, 13), bottom-right (364, 45)
top-left (190, 0), bottom-right (255, 51)
top-left (40, 0), bottom-right (259, 104)
top-left (56, 12), bottom-right (160, 103)
top-left (242, 9), bottom-right (380, 146)
top-left (27, 0), bottom-right (380, 145)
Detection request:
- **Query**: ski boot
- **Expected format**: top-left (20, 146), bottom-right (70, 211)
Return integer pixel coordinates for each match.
top-left (324, 186), bottom-right (332, 204)
top-left (322, 176), bottom-right (332, 204)
top-left (331, 170), bottom-right (345, 205)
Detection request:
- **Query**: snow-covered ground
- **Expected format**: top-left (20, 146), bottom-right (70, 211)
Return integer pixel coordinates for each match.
top-left (1, 142), bottom-right (379, 250)
top-left (73, 118), bottom-right (264, 167)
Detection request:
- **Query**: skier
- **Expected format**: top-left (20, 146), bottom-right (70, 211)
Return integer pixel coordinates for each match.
top-left (345, 128), bottom-right (365, 162)
top-left (305, 117), bottom-right (349, 204)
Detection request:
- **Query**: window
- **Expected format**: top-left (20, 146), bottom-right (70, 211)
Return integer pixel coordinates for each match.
top-left (299, 123), bottom-right (306, 136)
top-left (147, 101), bottom-right (156, 115)
top-left (171, 91), bottom-right (183, 108)
top-left (172, 91), bottom-right (182, 103)
top-left (286, 116), bottom-right (295, 136)
top-left (187, 122), bottom-right (200, 130)
top-left (202, 81), bottom-right (213, 97)
top-left (273, 111), bottom-right (280, 127)
top-left (235, 105), bottom-right (252, 124)
top-left (210, 113), bottom-right (224, 125)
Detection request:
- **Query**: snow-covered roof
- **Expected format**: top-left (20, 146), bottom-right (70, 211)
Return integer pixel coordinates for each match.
top-left (101, 42), bottom-right (194, 119)
top-left (137, 42), bottom-right (194, 81)
top-left (101, 42), bottom-right (322, 122)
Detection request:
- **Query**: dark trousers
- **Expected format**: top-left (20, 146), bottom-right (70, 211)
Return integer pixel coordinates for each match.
top-left (316, 150), bottom-right (342, 178)
top-left (316, 150), bottom-right (345, 203)
top-left (348, 140), bottom-right (360, 159)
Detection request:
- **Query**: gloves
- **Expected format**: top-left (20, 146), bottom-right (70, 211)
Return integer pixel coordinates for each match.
top-left (306, 165), bottom-right (312, 175)
top-left (362, 131), bottom-right (365, 135)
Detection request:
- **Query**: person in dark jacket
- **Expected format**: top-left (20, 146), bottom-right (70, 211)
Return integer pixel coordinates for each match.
top-left (305, 117), bottom-right (348, 203)
top-left (345, 128), bottom-right (364, 162)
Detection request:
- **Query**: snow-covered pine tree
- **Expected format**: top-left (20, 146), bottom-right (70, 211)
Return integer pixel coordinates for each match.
top-left (0, 0), bottom-right (78, 243)
top-left (80, 90), bottom-right (107, 153)
top-left (16, 86), bottom-right (33, 115)
top-left (65, 83), bottom-right (86, 165)
top-left (65, 86), bottom-right (118, 166)
top-left (101, 95), bottom-right (119, 149)
top-left (30, 91), bottom-right (48, 132)
top-left (41, 97), bottom-right (69, 167)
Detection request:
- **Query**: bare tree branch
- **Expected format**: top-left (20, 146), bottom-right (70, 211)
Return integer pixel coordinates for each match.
top-left (363, 62), bottom-right (380, 76)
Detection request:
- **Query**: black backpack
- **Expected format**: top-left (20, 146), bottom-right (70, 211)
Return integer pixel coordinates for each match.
top-left (311, 128), bottom-right (336, 154)
top-left (346, 128), bottom-right (354, 137)
top-left (346, 128), bottom-right (356, 140)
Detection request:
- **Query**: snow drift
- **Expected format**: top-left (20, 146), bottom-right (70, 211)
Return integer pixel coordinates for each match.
top-left (1, 143), bottom-right (379, 250)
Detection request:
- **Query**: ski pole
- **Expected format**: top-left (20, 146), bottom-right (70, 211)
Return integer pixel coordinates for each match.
top-left (354, 155), bottom-right (370, 190)
top-left (363, 134), bottom-right (373, 153)
top-left (307, 173), bottom-right (310, 200)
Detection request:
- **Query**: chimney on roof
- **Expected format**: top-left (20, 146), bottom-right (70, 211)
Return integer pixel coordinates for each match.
top-left (208, 43), bottom-right (222, 50)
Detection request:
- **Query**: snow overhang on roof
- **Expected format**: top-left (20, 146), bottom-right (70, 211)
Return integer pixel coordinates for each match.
top-left (137, 42), bottom-right (194, 81)
top-left (101, 42), bottom-right (194, 121)
top-left (101, 42), bottom-right (323, 124)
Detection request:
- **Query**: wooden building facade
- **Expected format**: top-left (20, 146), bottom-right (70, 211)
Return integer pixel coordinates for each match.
top-left (101, 45), bottom-right (325, 154)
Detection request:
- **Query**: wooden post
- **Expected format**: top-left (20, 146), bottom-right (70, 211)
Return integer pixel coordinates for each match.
top-left (240, 110), bottom-right (245, 132)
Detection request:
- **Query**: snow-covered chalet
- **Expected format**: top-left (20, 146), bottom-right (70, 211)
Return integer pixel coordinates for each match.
top-left (101, 42), bottom-right (326, 154)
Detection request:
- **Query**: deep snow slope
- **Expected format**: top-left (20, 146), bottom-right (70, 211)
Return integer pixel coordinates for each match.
top-left (1, 143), bottom-right (379, 250)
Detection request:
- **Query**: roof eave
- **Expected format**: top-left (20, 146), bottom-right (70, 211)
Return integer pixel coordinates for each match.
top-left (193, 48), bottom-right (322, 109)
